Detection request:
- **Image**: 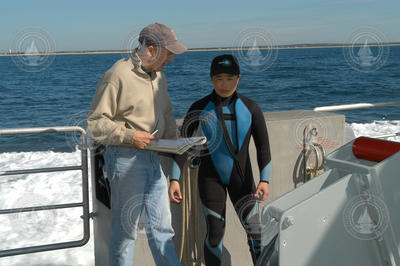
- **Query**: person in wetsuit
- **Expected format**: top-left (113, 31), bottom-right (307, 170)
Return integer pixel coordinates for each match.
top-left (168, 54), bottom-right (271, 265)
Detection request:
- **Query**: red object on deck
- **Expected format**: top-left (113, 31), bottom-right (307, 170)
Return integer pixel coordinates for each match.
top-left (352, 136), bottom-right (400, 162)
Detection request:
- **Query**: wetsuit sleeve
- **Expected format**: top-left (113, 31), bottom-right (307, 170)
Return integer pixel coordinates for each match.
top-left (251, 104), bottom-right (271, 183)
top-left (170, 160), bottom-right (182, 182)
top-left (170, 103), bottom-right (201, 181)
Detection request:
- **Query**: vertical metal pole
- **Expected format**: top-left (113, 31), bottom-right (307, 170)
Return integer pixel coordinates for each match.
top-left (80, 131), bottom-right (90, 245)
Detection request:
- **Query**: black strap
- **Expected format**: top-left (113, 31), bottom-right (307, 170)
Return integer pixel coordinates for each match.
top-left (223, 113), bottom-right (235, 120)
top-left (233, 98), bottom-right (240, 153)
top-left (215, 95), bottom-right (238, 158)
top-left (214, 93), bottom-right (247, 179)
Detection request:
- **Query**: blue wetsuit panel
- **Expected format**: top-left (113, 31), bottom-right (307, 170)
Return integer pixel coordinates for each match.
top-left (200, 102), bottom-right (234, 184)
top-left (235, 98), bottom-right (252, 151)
top-left (260, 162), bottom-right (271, 182)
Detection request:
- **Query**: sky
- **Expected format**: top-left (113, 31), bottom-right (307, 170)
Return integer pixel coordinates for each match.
top-left (1, 0), bottom-right (400, 53)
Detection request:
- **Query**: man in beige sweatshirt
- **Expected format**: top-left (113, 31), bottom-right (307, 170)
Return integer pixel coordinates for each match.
top-left (87, 23), bottom-right (186, 266)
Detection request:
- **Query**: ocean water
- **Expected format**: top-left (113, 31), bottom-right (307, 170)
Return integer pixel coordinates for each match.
top-left (1, 47), bottom-right (400, 151)
top-left (0, 48), bottom-right (399, 265)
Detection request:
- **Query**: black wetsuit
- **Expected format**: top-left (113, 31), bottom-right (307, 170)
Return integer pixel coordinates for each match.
top-left (171, 90), bottom-right (271, 265)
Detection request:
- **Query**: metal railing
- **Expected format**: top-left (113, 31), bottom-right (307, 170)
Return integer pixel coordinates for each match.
top-left (314, 101), bottom-right (400, 140)
top-left (313, 101), bottom-right (400, 112)
top-left (371, 133), bottom-right (400, 139)
top-left (0, 126), bottom-right (90, 257)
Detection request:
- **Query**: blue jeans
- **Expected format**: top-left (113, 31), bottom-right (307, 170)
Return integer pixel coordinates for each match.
top-left (105, 146), bottom-right (181, 266)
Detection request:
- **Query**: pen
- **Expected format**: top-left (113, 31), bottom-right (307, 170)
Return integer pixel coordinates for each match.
top-left (151, 129), bottom-right (159, 136)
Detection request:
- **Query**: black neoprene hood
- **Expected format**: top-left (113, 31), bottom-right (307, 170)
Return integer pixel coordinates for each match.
top-left (210, 54), bottom-right (240, 77)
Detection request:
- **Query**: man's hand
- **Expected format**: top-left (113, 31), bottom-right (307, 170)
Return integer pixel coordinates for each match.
top-left (254, 182), bottom-right (269, 202)
top-left (132, 131), bottom-right (157, 149)
top-left (168, 180), bottom-right (183, 203)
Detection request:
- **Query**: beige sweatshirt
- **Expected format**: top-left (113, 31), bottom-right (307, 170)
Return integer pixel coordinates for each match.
top-left (86, 51), bottom-right (177, 146)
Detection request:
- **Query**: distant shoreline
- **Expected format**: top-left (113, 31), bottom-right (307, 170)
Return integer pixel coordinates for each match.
top-left (1, 43), bottom-right (399, 56)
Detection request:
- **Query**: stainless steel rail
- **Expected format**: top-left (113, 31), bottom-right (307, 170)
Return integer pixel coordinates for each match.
top-left (0, 126), bottom-right (90, 257)
top-left (0, 166), bottom-right (81, 176)
top-left (314, 101), bottom-right (400, 112)
top-left (372, 133), bottom-right (400, 139)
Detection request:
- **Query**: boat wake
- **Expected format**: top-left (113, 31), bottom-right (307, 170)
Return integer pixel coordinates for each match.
top-left (0, 120), bottom-right (398, 266)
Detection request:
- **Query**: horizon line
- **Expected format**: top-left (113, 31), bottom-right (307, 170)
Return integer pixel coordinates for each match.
top-left (1, 42), bottom-right (400, 56)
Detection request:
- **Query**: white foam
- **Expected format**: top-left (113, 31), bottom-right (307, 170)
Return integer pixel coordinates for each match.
top-left (348, 120), bottom-right (400, 142)
top-left (0, 120), bottom-right (399, 265)
top-left (0, 149), bottom-right (94, 266)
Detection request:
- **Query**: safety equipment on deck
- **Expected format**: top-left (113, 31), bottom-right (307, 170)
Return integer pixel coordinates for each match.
top-left (303, 125), bottom-right (325, 181)
top-left (353, 136), bottom-right (400, 162)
